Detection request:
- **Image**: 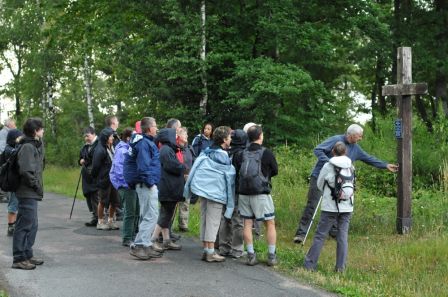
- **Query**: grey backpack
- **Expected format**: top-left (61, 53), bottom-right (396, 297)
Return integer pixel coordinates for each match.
top-left (238, 148), bottom-right (270, 195)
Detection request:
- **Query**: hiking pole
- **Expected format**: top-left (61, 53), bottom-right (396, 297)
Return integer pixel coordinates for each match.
top-left (69, 171), bottom-right (82, 219)
top-left (301, 195), bottom-right (323, 246)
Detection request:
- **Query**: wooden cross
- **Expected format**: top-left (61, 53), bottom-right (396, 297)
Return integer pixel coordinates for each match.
top-left (382, 47), bottom-right (428, 234)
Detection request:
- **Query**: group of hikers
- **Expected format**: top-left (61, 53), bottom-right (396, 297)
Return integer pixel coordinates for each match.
top-left (0, 115), bottom-right (398, 272)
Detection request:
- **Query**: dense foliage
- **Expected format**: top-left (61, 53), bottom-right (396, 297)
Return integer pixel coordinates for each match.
top-left (1, 0), bottom-right (448, 187)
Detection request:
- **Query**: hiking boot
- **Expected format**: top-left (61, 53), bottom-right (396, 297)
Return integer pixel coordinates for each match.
top-left (28, 257), bottom-right (44, 265)
top-left (122, 240), bottom-right (132, 247)
top-left (293, 235), bottom-right (305, 244)
top-left (12, 260), bottom-right (36, 270)
top-left (218, 249), bottom-right (230, 257)
top-left (96, 222), bottom-right (111, 230)
top-left (267, 253), bottom-right (278, 267)
top-left (179, 227), bottom-right (189, 232)
top-left (85, 218), bottom-right (98, 227)
top-left (170, 232), bottom-right (181, 242)
top-left (108, 220), bottom-right (119, 230)
top-left (163, 240), bottom-right (182, 250)
top-left (7, 223), bottom-right (15, 236)
top-left (152, 241), bottom-right (165, 253)
top-left (146, 246), bottom-right (163, 258)
top-left (130, 246), bottom-right (151, 260)
top-left (205, 252), bottom-right (225, 263)
top-left (230, 250), bottom-right (246, 259)
top-left (246, 252), bottom-right (258, 266)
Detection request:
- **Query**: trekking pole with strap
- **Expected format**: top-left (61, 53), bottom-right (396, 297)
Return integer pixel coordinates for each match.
top-left (69, 170), bottom-right (82, 219)
top-left (301, 195), bottom-right (323, 246)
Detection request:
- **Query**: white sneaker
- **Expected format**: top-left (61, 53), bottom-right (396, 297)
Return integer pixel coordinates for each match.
top-left (97, 222), bottom-right (111, 230)
top-left (108, 221), bottom-right (119, 230)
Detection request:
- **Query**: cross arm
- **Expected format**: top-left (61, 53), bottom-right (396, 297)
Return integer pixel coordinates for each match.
top-left (382, 83), bottom-right (428, 96)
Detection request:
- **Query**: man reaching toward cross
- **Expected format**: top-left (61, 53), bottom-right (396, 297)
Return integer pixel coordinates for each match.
top-left (293, 124), bottom-right (398, 244)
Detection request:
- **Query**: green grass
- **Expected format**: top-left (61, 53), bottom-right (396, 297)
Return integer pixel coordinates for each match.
top-left (44, 148), bottom-right (448, 297)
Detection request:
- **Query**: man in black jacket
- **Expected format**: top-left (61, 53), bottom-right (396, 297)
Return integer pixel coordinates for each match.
top-left (12, 118), bottom-right (45, 270)
top-left (79, 127), bottom-right (99, 227)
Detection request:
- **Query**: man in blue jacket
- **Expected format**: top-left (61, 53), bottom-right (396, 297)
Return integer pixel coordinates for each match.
top-left (293, 124), bottom-right (398, 244)
top-left (123, 117), bottom-right (164, 260)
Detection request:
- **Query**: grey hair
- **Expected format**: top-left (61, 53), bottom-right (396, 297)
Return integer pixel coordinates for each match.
top-left (4, 118), bottom-right (15, 128)
top-left (346, 124), bottom-right (363, 136)
top-left (141, 117), bottom-right (156, 132)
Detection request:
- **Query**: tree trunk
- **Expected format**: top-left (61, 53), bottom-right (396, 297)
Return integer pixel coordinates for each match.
top-left (83, 55), bottom-right (95, 128)
top-left (199, 0), bottom-right (208, 115)
top-left (376, 57), bottom-right (387, 115)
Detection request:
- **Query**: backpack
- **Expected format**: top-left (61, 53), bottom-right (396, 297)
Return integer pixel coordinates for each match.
top-left (238, 147), bottom-right (270, 195)
top-left (0, 145), bottom-right (22, 192)
top-left (326, 165), bottom-right (355, 211)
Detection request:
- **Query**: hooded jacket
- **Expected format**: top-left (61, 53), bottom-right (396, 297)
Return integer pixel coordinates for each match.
top-left (158, 128), bottom-right (185, 202)
top-left (16, 136), bottom-right (44, 200)
top-left (3, 129), bottom-right (23, 160)
top-left (123, 133), bottom-right (161, 188)
top-left (91, 128), bottom-right (115, 189)
top-left (317, 155), bottom-right (354, 213)
top-left (109, 140), bottom-right (130, 190)
top-left (192, 134), bottom-right (213, 157)
top-left (184, 146), bottom-right (235, 219)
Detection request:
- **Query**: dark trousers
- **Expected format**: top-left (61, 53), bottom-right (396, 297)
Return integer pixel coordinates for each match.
top-left (85, 191), bottom-right (99, 219)
top-left (295, 176), bottom-right (322, 237)
top-left (13, 198), bottom-right (38, 263)
top-left (119, 188), bottom-right (139, 242)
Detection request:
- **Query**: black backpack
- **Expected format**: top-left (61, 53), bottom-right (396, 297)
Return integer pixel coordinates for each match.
top-left (0, 145), bottom-right (22, 192)
top-left (238, 147), bottom-right (270, 195)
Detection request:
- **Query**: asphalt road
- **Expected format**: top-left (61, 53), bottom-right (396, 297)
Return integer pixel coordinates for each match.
top-left (0, 193), bottom-right (334, 297)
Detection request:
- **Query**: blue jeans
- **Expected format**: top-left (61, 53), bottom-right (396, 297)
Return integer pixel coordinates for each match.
top-left (133, 184), bottom-right (159, 247)
top-left (13, 198), bottom-right (39, 263)
top-left (7, 192), bottom-right (19, 213)
top-left (304, 211), bottom-right (352, 271)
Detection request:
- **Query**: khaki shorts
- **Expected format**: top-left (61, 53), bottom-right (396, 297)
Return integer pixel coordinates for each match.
top-left (238, 194), bottom-right (275, 221)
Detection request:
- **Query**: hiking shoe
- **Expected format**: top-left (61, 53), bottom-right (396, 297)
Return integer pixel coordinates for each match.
top-left (170, 232), bottom-right (181, 242)
top-left (201, 252), bottom-right (206, 261)
top-left (85, 219), bottom-right (98, 227)
top-left (28, 257), bottom-right (44, 265)
top-left (246, 253), bottom-right (258, 266)
top-left (130, 246), bottom-right (151, 260)
top-left (218, 249), bottom-right (230, 257)
top-left (146, 246), bottom-right (163, 258)
top-left (152, 241), bottom-right (165, 253)
top-left (7, 223), bottom-right (15, 236)
top-left (163, 240), bottom-right (182, 250)
top-left (96, 222), bottom-right (111, 230)
top-left (230, 250), bottom-right (246, 259)
top-left (205, 252), bottom-right (225, 263)
top-left (122, 240), bottom-right (132, 247)
top-left (179, 227), bottom-right (189, 232)
top-left (293, 235), bottom-right (305, 244)
top-left (267, 253), bottom-right (278, 267)
top-left (108, 221), bottom-right (119, 230)
top-left (12, 260), bottom-right (36, 270)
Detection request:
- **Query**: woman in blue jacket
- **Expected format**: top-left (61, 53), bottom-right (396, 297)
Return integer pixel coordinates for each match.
top-left (184, 126), bottom-right (235, 263)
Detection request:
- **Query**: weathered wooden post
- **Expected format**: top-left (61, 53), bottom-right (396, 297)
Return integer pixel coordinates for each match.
top-left (382, 47), bottom-right (428, 234)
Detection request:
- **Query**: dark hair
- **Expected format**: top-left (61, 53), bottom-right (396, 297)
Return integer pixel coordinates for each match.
top-left (120, 127), bottom-right (134, 140)
top-left (166, 118), bottom-right (181, 129)
top-left (247, 125), bottom-right (262, 142)
top-left (141, 117), bottom-right (156, 133)
top-left (23, 118), bottom-right (44, 137)
top-left (212, 126), bottom-right (231, 145)
top-left (332, 141), bottom-right (346, 156)
top-left (202, 122), bottom-right (214, 134)
top-left (83, 126), bottom-right (96, 135)
top-left (105, 115), bottom-right (117, 127)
